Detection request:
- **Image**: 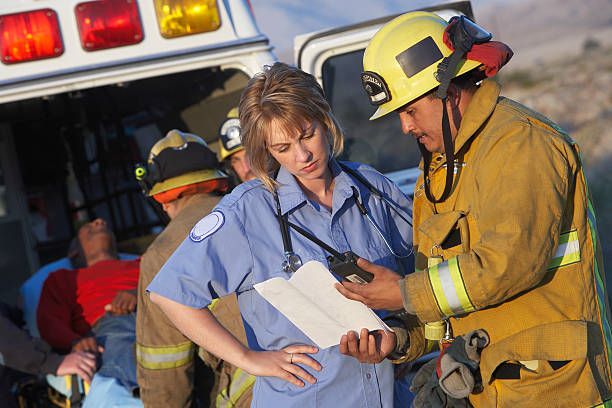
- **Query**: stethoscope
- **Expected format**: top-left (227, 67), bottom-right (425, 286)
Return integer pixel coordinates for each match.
top-left (350, 186), bottom-right (412, 259)
top-left (274, 191), bottom-right (306, 274)
top-left (274, 169), bottom-right (413, 274)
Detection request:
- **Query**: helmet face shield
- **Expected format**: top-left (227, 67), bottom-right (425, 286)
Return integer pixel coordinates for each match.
top-left (449, 16), bottom-right (492, 50)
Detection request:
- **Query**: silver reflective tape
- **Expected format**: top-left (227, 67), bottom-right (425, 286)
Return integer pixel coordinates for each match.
top-left (553, 239), bottom-right (579, 260)
top-left (437, 262), bottom-right (464, 314)
top-left (138, 348), bottom-right (191, 364)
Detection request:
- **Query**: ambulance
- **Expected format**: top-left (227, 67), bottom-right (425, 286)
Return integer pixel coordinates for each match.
top-left (0, 0), bottom-right (473, 303)
top-left (0, 0), bottom-right (276, 302)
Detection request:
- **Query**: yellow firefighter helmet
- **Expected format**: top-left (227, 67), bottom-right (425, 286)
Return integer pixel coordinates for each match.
top-left (143, 129), bottom-right (226, 196)
top-left (362, 11), bottom-right (481, 120)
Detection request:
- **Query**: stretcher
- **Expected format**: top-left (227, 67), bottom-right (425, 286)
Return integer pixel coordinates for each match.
top-left (19, 254), bottom-right (142, 408)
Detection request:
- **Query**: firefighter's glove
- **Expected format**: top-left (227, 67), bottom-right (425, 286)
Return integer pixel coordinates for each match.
top-left (410, 358), bottom-right (470, 408)
top-left (438, 330), bottom-right (489, 399)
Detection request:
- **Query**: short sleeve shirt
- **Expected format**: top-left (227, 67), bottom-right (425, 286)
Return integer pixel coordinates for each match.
top-left (148, 160), bottom-right (413, 408)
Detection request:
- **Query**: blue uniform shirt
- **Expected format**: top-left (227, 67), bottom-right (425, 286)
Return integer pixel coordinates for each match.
top-left (148, 160), bottom-right (413, 408)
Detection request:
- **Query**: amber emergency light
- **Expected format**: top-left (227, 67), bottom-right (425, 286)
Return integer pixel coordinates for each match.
top-left (0, 9), bottom-right (64, 65)
top-left (75, 0), bottom-right (143, 51)
top-left (153, 0), bottom-right (221, 39)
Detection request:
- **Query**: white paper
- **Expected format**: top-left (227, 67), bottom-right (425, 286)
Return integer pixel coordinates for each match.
top-left (254, 260), bottom-right (390, 349)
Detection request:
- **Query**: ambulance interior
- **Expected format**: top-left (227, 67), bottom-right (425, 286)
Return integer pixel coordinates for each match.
top-left (0, 66), bottom-right (249, 303)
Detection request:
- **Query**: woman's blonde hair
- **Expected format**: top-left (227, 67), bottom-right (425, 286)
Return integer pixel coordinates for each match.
top-left (239, 62), bottom-right (344, 190)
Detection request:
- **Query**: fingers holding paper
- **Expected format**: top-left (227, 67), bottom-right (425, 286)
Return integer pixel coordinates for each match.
top-left (335, 257), bottom-right (404, 310)
top-left (339, 328), bottom-right (396, 364)
top-left (243, 345), bottom-right (321, 387)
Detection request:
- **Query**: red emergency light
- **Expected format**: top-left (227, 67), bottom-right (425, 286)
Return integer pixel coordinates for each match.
top-left (0, 9), bottom-right (64, 65)
top-left (75, 0), bottom-right (144, 51)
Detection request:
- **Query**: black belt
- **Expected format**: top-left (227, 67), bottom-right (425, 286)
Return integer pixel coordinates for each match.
top-left (494, 360), bottom-right (570, 380)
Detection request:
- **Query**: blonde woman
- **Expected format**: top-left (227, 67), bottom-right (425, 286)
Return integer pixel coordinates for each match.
top-left (147, 63), bottom-right (413, 407)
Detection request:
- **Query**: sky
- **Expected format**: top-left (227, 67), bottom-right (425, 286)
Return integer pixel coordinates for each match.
top-left (249, 0), bottom-right (493, 63)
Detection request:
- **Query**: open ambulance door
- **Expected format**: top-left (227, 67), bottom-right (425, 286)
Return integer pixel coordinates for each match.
top-left (295, 1), bottom-right (475, 195)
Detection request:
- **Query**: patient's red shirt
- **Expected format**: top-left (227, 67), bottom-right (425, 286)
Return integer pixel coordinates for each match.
top-left (37, 258), bottom-right (140, 351)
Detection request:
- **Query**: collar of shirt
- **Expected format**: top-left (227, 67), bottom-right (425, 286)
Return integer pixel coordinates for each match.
top-left (275, 159), bottom-right (357, 217)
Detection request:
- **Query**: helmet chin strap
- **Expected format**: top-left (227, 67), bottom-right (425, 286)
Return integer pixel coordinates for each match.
top-left (420, 15), bottom-right (493, 204)
top-left (420, 96), bottom-right (455, 203)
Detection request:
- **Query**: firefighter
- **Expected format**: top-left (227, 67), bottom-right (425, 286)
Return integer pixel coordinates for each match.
top-left (218, 107), bottom-right (255, 184)
top-left (336, 11), bottom-right (612, 407)
top-left (135, 130), bottom-right (253, 408)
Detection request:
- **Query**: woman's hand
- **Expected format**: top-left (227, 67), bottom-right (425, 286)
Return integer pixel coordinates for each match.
top-left (241, 345), bottom-right (321, 387)
top-left (150, 294), bottom-right (322, 386)
top-left (339, 328), bottom-right (396, 364)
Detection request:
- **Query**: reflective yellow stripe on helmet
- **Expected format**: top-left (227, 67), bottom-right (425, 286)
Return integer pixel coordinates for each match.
top-left (547, 230), bottom-right (580, 269)
top-left (428, 257), bottom-right (474, 317)
top-left (136, 341), bottom-right (195, 370)
top-left (216, 367), bottom-right (255, 407)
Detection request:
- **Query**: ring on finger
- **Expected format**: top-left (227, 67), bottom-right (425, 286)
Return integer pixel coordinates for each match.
top-left (290, 353), bottom-right (294, 364)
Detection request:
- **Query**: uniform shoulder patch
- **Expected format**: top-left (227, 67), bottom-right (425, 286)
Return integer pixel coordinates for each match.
top-left (189, 211), bottom-right (224, 242)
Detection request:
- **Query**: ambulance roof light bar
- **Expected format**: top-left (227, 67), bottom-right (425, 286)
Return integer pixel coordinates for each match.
top-left (0, 9), bottom-right (64, 65)
top-left (153, 0), bottom-right (221, 39)
top-left (75, 0), bottom-right (144, 52)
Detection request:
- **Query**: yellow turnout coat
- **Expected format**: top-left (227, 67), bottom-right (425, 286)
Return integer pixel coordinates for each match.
top-left (402, 79), bottom-right (612, 407)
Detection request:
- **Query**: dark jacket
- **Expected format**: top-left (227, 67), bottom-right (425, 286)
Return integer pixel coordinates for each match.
top-left (0, 303), bottom-right (63, 375)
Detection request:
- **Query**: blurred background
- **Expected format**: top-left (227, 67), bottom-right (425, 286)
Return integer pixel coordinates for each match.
top-left (252, 0), bottom-right (612, 287)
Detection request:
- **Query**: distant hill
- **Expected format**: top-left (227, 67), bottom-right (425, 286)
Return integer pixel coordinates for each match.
top-left (476, 0), bottom-right (612, 70)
